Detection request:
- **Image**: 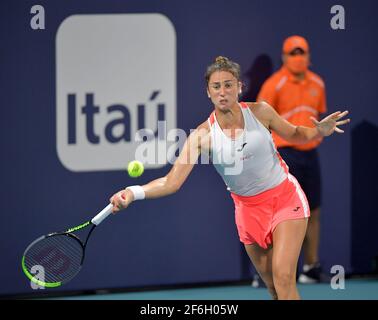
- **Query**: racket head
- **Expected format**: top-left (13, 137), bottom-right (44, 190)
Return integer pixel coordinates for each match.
top-left (22, 232), bottom-right (85, 288)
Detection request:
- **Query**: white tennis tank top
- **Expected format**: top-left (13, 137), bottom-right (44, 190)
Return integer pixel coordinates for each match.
top-left (208, 102), bottom-right (287, 196)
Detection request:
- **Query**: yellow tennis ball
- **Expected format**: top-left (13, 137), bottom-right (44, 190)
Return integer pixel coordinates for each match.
top-left (127, 160), bottom-right (144, 178)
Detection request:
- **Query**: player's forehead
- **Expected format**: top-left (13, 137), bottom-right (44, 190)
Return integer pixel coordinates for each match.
top-left (209, 71), bottom-right (237, 84)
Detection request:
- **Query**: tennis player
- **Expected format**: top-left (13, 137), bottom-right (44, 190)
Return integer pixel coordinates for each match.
top-left (110, 56), bottom-right (350, 300)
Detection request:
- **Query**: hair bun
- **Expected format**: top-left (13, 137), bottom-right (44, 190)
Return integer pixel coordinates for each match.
top-left (215, 56), bottom-right (229, 64)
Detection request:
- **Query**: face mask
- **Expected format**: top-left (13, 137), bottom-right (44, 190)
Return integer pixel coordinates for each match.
top-left (286, 55), bottom-right (309, 74)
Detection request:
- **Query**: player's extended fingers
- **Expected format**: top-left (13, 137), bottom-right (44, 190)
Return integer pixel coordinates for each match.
top-left (336, 119), bottom-right (350, 126)
top-left (336, 110), bottom-right (349, 119)
top-left (326, 111), bottom-right (341, 120)
top-left (335, 127), bottom-right (344, 133)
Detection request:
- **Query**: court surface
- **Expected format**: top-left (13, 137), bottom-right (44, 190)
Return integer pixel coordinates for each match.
top-left (50, 278), bottom-right (378, 300)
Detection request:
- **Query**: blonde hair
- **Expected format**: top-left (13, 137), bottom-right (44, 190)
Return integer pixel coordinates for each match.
top-left (205, 56), bottom-right (241, 85)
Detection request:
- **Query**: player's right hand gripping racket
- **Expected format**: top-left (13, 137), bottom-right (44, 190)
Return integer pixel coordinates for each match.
top-left (21, 203), bottom-right (113, 288)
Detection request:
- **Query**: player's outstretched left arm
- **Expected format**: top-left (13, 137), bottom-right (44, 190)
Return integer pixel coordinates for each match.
top-left (257, 101), bottom-right (350, 143)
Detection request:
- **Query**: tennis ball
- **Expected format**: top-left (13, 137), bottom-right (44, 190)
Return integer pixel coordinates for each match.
top-left (127, 160), bottom-right (144, 178)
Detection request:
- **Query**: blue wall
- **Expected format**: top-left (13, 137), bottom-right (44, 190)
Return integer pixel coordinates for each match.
top-left (1, 0), bottom-right (377, 296)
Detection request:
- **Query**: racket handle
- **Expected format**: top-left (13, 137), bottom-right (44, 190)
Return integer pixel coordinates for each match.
top-left (91, 203), bottom-right (113, 225)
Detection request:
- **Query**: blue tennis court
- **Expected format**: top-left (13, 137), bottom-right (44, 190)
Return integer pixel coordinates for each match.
top-left (50, 278), bottom-right (378, 300)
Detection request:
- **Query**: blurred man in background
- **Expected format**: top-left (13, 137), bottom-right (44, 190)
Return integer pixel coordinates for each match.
top-left (257, 35), bottom-right (329, 284)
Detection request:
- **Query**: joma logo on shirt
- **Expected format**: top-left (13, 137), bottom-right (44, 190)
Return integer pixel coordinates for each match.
top-left (237, 143), bottom-right (247, 152)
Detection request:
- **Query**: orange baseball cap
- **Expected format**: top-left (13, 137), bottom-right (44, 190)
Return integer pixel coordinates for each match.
top-left (282, 35), bottom-right (309, 54)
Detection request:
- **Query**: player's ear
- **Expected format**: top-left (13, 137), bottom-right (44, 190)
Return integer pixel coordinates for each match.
top-left (238, 82), bottom-right (242, 94)
top-left (282, 54), bottom-right (287, 65)
top-left (207, 89), bottom-right (211, 98)
top-left (307, 53), bottom-right (312, 67)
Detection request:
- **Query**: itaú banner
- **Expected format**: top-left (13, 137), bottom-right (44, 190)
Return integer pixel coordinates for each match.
top-left (56, 14), bottom-right (176, 172)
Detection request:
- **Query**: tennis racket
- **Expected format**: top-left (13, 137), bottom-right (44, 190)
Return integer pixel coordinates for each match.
top-left (21, 203), bottom-right (113, 288)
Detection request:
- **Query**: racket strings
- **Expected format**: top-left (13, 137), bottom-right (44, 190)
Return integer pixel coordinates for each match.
top-left (24, 234), bottom-right (84, 284)
top-left (26, 239), bottom-right (80, 282)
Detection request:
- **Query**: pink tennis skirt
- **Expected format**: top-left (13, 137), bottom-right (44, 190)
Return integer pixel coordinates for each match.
top-left (230, 174), bottom-right (310, 249)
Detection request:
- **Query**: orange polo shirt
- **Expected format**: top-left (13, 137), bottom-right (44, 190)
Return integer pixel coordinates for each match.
top-left (257, 66), bottom-right (327, 151)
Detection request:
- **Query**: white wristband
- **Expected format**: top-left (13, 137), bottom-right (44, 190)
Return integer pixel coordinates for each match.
top-left (126, 185), bottom-right (145, 200)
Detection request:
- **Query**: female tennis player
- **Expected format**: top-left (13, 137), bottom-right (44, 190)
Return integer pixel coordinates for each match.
top-left (110, 56), bottom-right (350, 300)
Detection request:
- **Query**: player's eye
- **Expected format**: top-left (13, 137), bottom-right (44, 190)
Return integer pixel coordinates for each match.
top-left (225, 82), bottom-right (233, 88)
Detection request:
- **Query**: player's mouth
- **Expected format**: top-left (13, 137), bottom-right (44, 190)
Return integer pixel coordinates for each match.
top-left (219, 99), bottom-right (228, 104)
